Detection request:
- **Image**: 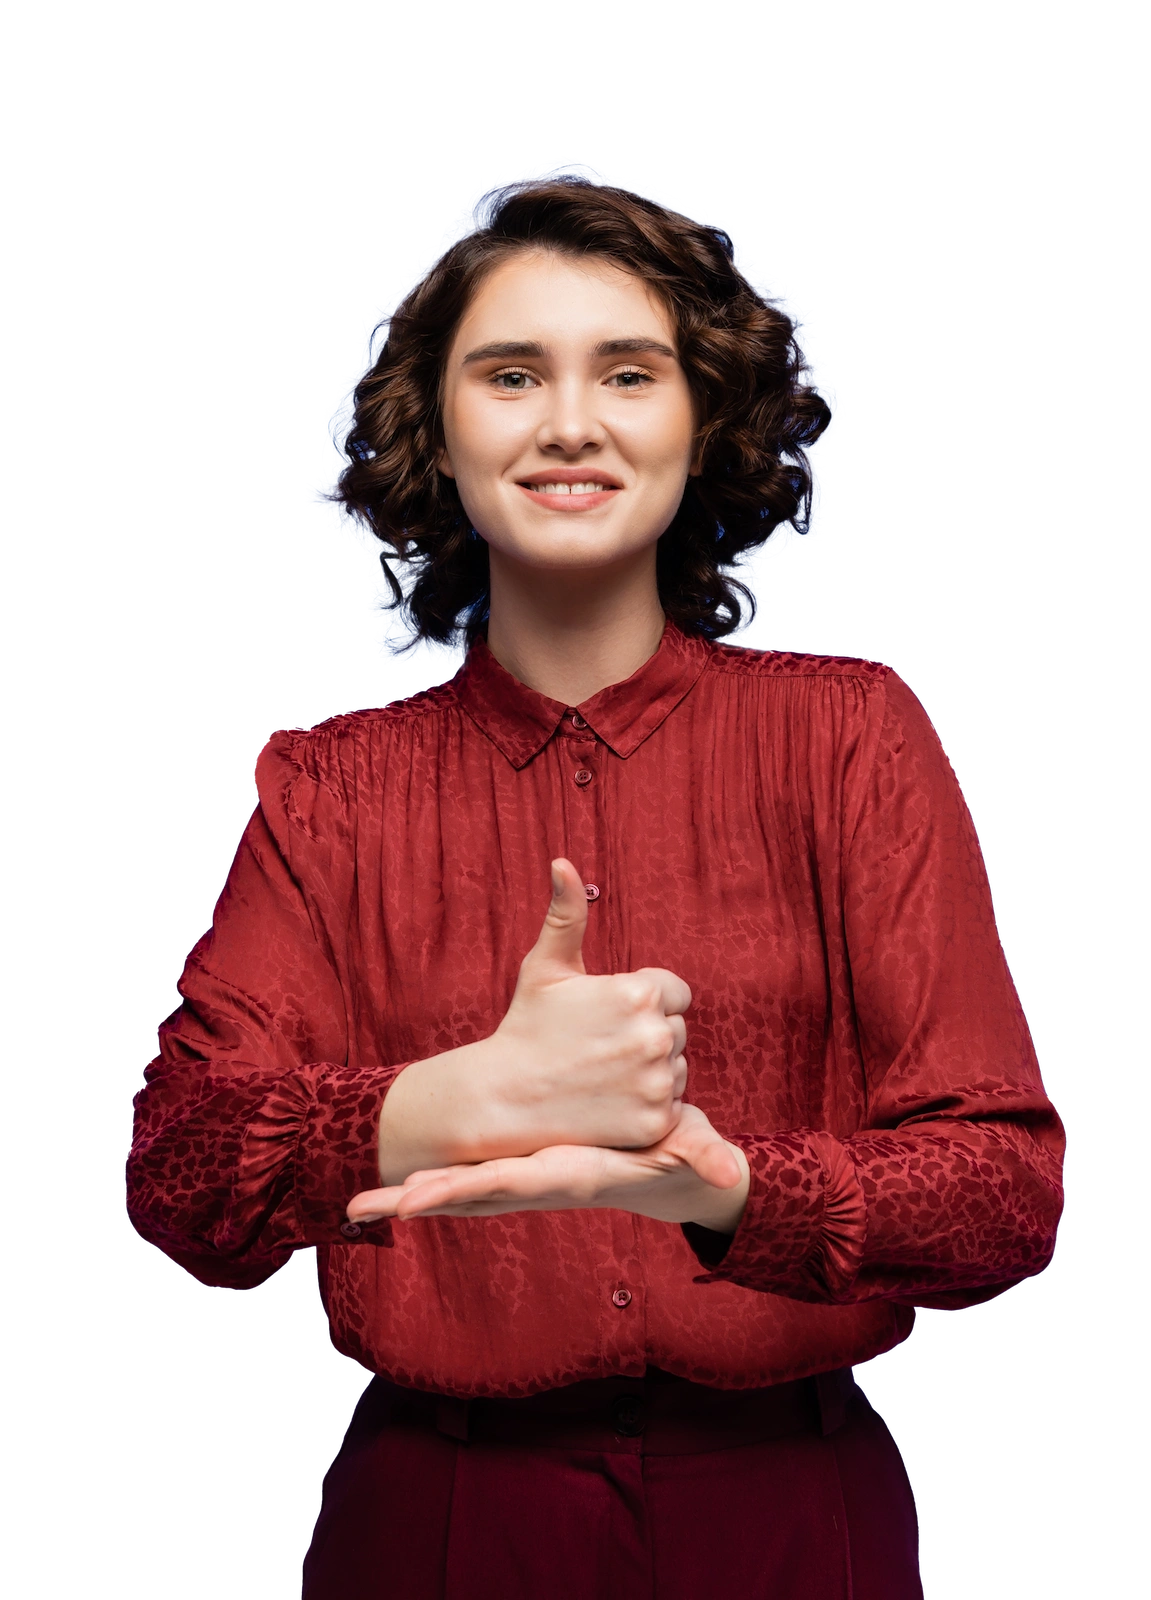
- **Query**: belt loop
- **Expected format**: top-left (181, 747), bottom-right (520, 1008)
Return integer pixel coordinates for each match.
top-left (435, 1396), bottom-right (471, 1443)
top-left (815, 1368), bottom-right (851, 1436)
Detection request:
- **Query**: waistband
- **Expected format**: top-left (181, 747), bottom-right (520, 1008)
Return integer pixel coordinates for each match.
top-left (366, 1368), bottom-right (859, 1457)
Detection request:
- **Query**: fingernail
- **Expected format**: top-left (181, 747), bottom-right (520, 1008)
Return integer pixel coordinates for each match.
top-left (551, 863), bottom-right (564, 897)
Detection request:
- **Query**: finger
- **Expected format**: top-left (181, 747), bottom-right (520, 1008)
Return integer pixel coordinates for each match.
top-left (671, 1053), bottom-right (688, 1100)
top-left (399, 1165), bottom-right (467, 1187)
top-left (346, 1186), bottom-right (407, 1223)
top-left (347, 1165), bottom-right (463, 1221)
top-left (633, 965), bottom-right (692, 1017)
top-left (519, 858), bottom-right (587, 979)
top-left (393, 1157), bottom-right (523, 1218)
top-left (397, 1146), bottom-right (610, 1217)
top-left (394, 1184), bottom-right (458, 1218)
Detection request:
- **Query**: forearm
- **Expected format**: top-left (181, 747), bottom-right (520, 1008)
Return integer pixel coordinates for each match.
top-left (377, 1037), bottom-right (537, 1183)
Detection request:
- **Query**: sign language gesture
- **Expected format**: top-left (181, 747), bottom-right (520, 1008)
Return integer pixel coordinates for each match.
top-left (349, 1103), bottom-right (748, 1231)
top-left (352, 860), bottom-right (750, 1233)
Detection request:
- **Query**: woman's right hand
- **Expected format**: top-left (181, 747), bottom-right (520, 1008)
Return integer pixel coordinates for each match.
top-left (376, 859), bottom-right (692, 1185)
top-left (489, 857), bottom-right (692, 1152)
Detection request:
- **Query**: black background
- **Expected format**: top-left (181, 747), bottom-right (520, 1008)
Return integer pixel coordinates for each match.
top-left (116, 118), bottom-right (1069, 1593)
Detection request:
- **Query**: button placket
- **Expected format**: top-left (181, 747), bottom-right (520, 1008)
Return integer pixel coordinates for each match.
top-left (558, 731), bottom-right (638, 1372)
top-left (564, 729), bottom-right (603, 904)
top-left (561, 732), bottom-right (597, 790)
top-left (567, 723), bottom-right (598, 790)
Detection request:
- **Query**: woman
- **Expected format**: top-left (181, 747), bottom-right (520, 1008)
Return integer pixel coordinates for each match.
top-left (127, 178), bottom-right (1064, 1598)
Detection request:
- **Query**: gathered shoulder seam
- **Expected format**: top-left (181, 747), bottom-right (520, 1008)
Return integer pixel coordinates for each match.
top-left (703, 643), bottom-right (891, 682)
top-left (277, 680), bottom-right (462, 751)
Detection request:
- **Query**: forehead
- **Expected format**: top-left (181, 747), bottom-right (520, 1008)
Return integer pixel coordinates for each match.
top-left (449, 250), bottom-right (676, 353)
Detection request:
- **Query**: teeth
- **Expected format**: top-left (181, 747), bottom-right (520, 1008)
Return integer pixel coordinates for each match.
top-left (534, 482), bottom-right (607, 495)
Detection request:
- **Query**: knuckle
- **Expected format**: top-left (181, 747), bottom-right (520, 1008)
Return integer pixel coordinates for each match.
top-left (641, 1021), bottom-right (674, 1061)
top-left (621, 972), bottom-right (646, 1011)
top-left (637, 1108), bottom-right (671, 1145)
top-left (640, 1063), bottom-right (675, 1106)
top-left (621, 1029), bottom-right (657, 1070)
top-left (617, 975), bottom-right (657, 1013)
top-left (639, 1077), bottom-right (665, 1108)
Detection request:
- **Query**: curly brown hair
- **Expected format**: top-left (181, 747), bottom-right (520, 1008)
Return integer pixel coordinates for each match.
top-left (334, 177), bottom-right (830, 646)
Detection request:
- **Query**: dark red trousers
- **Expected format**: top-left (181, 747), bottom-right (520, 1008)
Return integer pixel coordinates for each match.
top-left (303, 1369), bottom-right (921, 1599)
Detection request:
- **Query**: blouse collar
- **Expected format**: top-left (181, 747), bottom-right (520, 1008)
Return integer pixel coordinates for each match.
top-left (452, 619), bottom-right (712, 769)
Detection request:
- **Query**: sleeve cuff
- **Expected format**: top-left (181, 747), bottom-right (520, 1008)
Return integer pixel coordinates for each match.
top-left (240, 1061), bottom-right (410, 1249)
top-left (685, 1131), bottom-right (867, 1300)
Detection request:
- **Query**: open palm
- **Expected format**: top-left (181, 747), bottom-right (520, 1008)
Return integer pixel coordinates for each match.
top-left (348, 1102), bottom-right (749, 1232)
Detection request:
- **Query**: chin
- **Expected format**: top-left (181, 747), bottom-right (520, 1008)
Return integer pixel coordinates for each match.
top-left (499, 537), bottom-right (658, 574)
top-left (485, 515), bottom-right (665, 569)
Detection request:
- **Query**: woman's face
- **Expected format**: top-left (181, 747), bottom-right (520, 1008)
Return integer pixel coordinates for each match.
top-left (437, 250), bottom-right (696, 573)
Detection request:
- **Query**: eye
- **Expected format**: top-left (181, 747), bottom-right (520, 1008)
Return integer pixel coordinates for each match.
top-left (607, 367), bottom-right (654, 391)
top-left (491, 368), bottom-right (538, 391)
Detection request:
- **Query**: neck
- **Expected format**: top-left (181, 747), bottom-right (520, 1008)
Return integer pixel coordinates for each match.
top-left (483, 547), bottom-right (666, 705)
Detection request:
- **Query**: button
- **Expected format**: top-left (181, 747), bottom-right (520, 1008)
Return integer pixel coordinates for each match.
top-left (339, 1221), bottom-right (362, 1239)
top-left (570, 713), bottom-right (589, 729)
top-left (611, 1287), bottom-right (632, 1308)
top-left (573, 768), bottom-right (594, 786)
top-left (584, 883), bottom-right (600, 901)
top-left (612, 1395), bottom-right (645, 1437)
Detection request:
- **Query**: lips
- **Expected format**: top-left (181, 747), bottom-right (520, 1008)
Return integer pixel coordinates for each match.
top-left (516, 481), bottom-right (620, 511)
top-left (516, 471), bottom-right (622, 509)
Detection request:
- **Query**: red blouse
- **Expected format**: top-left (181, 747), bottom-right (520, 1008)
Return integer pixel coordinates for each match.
top-left (127, 622), bottom-right (1064, 1398)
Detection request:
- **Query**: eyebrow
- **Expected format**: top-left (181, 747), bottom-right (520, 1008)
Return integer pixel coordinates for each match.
top-left (460, 337), bottom-right (678, 365)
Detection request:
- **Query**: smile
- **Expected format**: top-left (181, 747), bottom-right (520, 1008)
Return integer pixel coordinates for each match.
top-left (526, 481), bottom-right (610, 496)
top-left (516, 473), bottom-right (623, 510)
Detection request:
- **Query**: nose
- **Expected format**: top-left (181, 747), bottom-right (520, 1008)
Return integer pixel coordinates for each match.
top-left (535, 375), bottom-right (606, 457)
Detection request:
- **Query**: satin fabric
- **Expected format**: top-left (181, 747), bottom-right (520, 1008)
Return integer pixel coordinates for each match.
top-left (127, 622), bottom-right (1063, 1396)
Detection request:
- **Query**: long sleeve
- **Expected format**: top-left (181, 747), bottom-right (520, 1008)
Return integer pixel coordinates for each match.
top-left (126, 734), bottom-right (401, 1288)
top-left (690, 670), bottom-right (1065, 1308)
top-left (126, 631), bottom-right (1067, 1393)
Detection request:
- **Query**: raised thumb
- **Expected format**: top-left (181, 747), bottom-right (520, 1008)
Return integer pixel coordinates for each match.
top-left (522, 858), bottom-right (588, 977)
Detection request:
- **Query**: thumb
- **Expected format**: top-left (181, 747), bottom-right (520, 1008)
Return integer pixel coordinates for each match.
top-left (681, 1115), bottom-right (745, 1190)
top-left (521, 858), bottom-right (588, 979)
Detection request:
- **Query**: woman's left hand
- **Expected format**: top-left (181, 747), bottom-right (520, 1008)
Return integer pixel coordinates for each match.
top-left (346, 1103), bottom-right (750, 1234)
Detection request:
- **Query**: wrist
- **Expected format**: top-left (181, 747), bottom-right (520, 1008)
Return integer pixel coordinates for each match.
top-left (380, 1036), bottom-right (502, 1190)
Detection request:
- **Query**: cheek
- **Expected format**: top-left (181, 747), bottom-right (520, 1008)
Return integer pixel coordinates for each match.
top-left (621, 398), bottom-right (696, 476)
top-left (669, 391), bottom-right (699, 464)
top-left (447, 394), bottom-right (530, 477)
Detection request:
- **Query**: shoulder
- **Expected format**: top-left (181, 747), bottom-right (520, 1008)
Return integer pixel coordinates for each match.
top-left (264, 678), bottom-right (461, 758)
top-left (699, 643), bottom-right (936, 767)
top-left (703, 640), bottom-right (892, 684)
top-left (263, 680), bottom-right (461, 772)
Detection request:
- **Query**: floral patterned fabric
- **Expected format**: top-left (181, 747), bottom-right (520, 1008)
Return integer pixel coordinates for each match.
top-left (127, 623), bottom-right (1064, 1397)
